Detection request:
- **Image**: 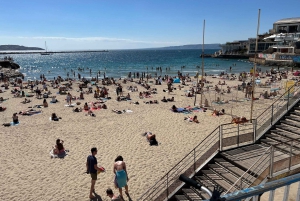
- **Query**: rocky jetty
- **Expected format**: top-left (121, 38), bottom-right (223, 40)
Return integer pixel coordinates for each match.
top-left (0, 60), bottom-right (23, 78)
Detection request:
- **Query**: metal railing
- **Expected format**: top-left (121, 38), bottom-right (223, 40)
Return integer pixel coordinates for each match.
top-left (218, 172), bottom-right (300, 201)
top-left (138, 122), bottom-right (256, 201)
top-left (255, 83), bottom-right (300, 139)
top-left (138, 82), bottom-right (300, 201)
top-left (225, 138), bottom-right (300, 194)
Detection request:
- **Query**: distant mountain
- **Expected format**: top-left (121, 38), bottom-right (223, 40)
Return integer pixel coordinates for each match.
top-left (0, 45), bottom-right (44, 51)
top-left (154, 44), bottom-right (221, 50)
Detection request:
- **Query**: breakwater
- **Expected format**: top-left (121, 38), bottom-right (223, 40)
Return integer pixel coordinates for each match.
top-left (0, 50), bottom-right (108, 55)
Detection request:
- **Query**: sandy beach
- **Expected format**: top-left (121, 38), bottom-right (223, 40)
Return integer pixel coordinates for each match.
top-left (0, 72), bottom-right (293, 200)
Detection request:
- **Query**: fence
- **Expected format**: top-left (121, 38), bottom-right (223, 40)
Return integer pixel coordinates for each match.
top-left (138, 82), bottom-right (300, 201)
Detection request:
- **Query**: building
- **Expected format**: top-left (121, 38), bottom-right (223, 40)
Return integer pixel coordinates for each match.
top-left (219, 17), bottom-right (300, 56)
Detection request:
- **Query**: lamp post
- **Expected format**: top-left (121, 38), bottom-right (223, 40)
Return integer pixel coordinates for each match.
top-left (194, 66), bottom-right (200, 106)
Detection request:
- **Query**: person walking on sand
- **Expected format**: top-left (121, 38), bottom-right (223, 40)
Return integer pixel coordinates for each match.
top-left (113, 155), bottom-right (129, 199)
top-left (86, 147), bottom-right (102, 199)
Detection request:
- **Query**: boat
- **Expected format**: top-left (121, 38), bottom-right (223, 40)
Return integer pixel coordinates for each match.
top-left (41, 41), bottom-right (51, 55)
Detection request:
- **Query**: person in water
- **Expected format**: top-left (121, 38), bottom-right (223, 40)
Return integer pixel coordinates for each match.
top-left (113, 155), bottom-right (129, 199)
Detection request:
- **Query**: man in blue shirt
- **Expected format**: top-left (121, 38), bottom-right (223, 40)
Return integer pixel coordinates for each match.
top-left (86, 147), bottom-right (101, 199)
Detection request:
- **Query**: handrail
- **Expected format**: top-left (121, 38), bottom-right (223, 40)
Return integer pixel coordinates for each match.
top-left (138, 81), bottom-right (300, 200)
top-left (224, 146), bottom-right (272, 194)
top-left (256, 82), bottom-right (298, 120)
top-left (226, 137), bottom-right (300, 195)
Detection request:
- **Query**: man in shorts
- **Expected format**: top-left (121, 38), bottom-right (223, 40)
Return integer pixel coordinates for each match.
top-left (86, 147), bottom-right (102, 199)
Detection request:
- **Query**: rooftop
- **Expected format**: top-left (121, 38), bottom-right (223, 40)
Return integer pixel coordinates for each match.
top-left (274, 17), bottom-right (300, 24)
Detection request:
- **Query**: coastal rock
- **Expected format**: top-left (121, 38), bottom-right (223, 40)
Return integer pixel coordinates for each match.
top-left (0, 61), bottom-right (20, 69)
top-left (0, 67), bottom-right (23, 78)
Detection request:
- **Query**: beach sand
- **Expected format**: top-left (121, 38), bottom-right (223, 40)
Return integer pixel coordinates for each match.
top-left (0, 74), bottom-right (293, 200)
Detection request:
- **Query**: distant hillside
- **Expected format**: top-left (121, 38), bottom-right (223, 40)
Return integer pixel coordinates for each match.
top-left (155, 44), bottom-right (221, 50)
top-left (0, 45), bottom-right (44, 51)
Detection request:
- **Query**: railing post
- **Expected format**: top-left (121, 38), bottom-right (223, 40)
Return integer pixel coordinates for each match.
top-left (271, 104), bottom-right (274, 125)
top-left (219, 125), bottom-right (223, 151)
top-left (253, 119), bottom-right (257, 142)
top-left (167, 173), bottom-right (169, 199)
top-left (269, 146), bottom-right (274, 179)
top-left (237, 124), bottom-right (240, 147)
top-left (194, 149), bottom-right (196, 172)
top-left (289, 140), bottom-right (293, 171)
top-left (287, 87), bottom-right (290, 110)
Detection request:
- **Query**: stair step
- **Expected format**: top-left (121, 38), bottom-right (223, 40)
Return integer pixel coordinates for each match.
top-left (202, 170), bottom-right (237, 192)
top-left (195, 176), bottom-right (215, 200)
top-left (175, 195), bottom-right (190, 201)
top-left (214, 158), bottom-right (255, 184)
top-left (182, 188), bottom-right (202, 201)
top-left (280, 120), bottom-right (300, 129)
top-left (208, 164), bottom-right (241, 185)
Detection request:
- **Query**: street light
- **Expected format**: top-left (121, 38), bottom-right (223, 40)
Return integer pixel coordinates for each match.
top-left (194, 66), bottom-right (201, 106)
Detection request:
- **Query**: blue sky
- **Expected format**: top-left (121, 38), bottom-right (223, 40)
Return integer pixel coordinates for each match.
top-left (0, 0), bottom-right (299, 50)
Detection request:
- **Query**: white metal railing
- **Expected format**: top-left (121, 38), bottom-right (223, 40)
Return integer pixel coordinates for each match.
top-left (205, 172), bottom-right (300, 201)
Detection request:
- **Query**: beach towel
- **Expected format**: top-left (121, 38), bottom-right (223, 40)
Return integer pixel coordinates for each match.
top-left (64, 103), bottom-right (76, 107)
top-left (115, 169), bottom-right (127, 188)
top-left (10, 122), bottom-right (20, 126)
top-left (50, 150), bottom-right (67, 158)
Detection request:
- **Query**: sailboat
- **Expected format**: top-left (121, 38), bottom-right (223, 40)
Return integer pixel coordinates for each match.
top-left (41, 41), bottom-right (51, 55)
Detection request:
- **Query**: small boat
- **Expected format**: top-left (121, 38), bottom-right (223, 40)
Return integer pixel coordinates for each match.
top-left (41, 41), bottom-right (51, 55)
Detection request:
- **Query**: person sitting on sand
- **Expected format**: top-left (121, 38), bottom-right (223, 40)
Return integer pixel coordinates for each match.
top-left (12, 113), bottom-right (19, 124)
top-left (84, 102), bottom-right (89, 110)
top-left (0, 97), bottom-right (3, 101)
top-left (139, 92), bottom-right (143, 98)
top-left (144, 132), bottom-right (158, 146)
top-left (0, 106), bottom-right (7, 112)
top-left (53, 139), bottom-right (65, 155)
top-left (192, 115), bottom-right (199, 123)
top-left (21, 98), bottom-right (31, 104)
top-left (167, 97), bottom-right (174, 102)
top-left (106, 188), bottom-right (122, 201)
top-left (161, 96), bottom-right (168, 102)
top-left (43, 99), bottom-right (48, 108)
top-left (126, 93), bottom-right (131, 100)
top-left (73, 107), bottom-right (82, 112)
top-left (87, 109), bottom-right (96, 117)
top-left (79, 91), bottom-right (84, 99)
top-left (51, 113), bottom-right (60, 121)
top-left (186, 92), bottom-right (193, 97)
top-left (51, 96), bottom-right (58, 103)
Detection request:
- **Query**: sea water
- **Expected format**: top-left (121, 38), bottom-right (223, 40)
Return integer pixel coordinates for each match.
top-left (6, 49), bottom-right (258, 81)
